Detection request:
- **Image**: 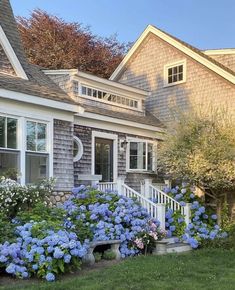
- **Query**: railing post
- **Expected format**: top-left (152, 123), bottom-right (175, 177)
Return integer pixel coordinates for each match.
top-left (144, 178), bottom-right (153, 199)
top-left (184, 203), bottom-right (191, 226)
top-left (116, 176), bottom-right (125, 195)
top-left (156, 204), bottom-right (166, 230)
top-left (164, 179), bottom-right (172, 189)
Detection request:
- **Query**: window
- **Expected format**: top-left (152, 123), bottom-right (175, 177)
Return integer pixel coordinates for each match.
top-left (127, 140), bottom-right (155, 171)
top-left (79, 85), bottom-right (140, 110)
top-left (73, 136), bottom-right (83, 162)
top-left (0, 116), bottom-right (19, 178)
top-left (26, 121), bottom-right (48, 183)
top-left (164, 60), bottom-right (186, 86)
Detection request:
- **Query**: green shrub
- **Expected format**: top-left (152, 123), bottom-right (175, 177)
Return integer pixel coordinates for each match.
top-left (94, 252), bottom-right (102, 262)
top-left (103, 249), bottom-right (116, 260)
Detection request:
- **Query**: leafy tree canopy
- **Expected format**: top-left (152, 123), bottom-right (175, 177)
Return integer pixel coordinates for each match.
top-left (158, 106), bottom-right (235, 199)
top-left (17, 9), bottom-right (129, 78)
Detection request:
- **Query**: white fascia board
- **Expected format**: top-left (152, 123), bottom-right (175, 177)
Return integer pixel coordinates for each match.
top-left (203, 49), bottom-right (235, 55)
top-left (43, 69), bottom-right (78, 75)
top-left (0, 88), bottom-right (84, 114)
top-left (110, 25), bottom-right (235, 85)
top-left (0, 26), bottom-right (28, 80)
top-left (75, 112), bottom-right (166, 134)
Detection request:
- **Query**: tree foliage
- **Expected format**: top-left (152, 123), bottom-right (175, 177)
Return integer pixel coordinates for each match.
top-left (158, 106), bottom-right (235, 198)
top-left (17, 9), bottom-right (128, 78)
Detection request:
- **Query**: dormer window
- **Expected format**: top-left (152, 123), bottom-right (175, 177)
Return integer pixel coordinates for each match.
top-left (164, 60), bottom-right (186, 87)
top-left (78, 85), bottom-right (140, 110)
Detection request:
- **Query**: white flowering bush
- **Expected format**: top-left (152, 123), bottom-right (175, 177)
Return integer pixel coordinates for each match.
top-left (0, 177), bottom-right (55, 218)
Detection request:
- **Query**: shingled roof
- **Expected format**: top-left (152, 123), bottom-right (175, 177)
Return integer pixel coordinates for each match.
top-left (0, 0), bottom-right (76, 104)
top-left (82, 104), bottom-right (165, 128)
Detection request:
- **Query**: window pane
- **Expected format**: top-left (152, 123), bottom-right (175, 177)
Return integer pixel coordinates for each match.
top-left (37, 123), bottom-right (46, 152)
top-left (73, 140), bottom-right (79, 158)
top-left (147, 143), bottom-right (153, 171)
top-left (27, 121), bottom-right (36, 151)
top-left (130, 156), bottom-right (137, 169)
top-left (87, 88), bottom-right (92, 96)
top-left (173, 67), bottom-right (177, 74)
top-left (179, 65), bottom-right (183, 73)
top-left (7, 118), bottom-right (17, 149)
top-left (26, 153), bottom-right (49, 183)
top-left (168, 68), bottom-right (172, 76)
top-left (178, 73), bottom-right (183, 81)
top-left (0, 150), bottom-right (19, 179)
top-left (173, 75), bottom-right (177, 82)
top-left (0, 117), bottom-right (5, 148)
top-left (82, 86), bottom-right (87, 95)
top-left (129, 142), bottom-right (146, 170)
top-left (168, 76), bottom-right (173, 84)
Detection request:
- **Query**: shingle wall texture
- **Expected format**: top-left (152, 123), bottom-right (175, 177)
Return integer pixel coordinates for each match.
top-left (116, 33), bottom-right (235, 124)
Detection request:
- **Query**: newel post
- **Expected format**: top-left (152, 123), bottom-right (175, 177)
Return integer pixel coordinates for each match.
top-left (116, 176), bottom-right (125, 195)
top-left (184, 203), bottom-right (191, 226)
top-left (156, 204), bottom-right (166, 230)
top-left (143, 178), bottom-right (153, 199)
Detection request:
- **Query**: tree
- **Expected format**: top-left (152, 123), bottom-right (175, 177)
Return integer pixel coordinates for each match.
top-left (158, 106), bottom-right (235, 208)
top-left (17, 9), bottom-right (128, 78)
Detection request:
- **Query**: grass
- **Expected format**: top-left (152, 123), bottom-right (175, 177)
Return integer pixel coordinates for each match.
top-left (1, 249), bottom-right (235, 290)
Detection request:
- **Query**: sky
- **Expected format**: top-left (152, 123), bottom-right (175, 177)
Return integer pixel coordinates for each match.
top-left (11, 0), bottom-right (235, 50)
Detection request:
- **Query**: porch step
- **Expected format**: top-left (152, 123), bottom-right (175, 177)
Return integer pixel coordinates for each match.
top-left (166, 243), bottom-right (192, 253)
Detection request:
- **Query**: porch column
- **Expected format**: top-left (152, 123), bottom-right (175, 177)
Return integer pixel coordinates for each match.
top-left (116, 176), bottom-right (125, 195)
top-left (143, 178), bottom-right (153, 199)
top-left (156, 204), bottom-right (166, 230)
top-left (184, 203), bottom-right (191, 226)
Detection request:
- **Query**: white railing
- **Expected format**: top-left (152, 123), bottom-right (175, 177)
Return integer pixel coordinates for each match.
top-left (149, 185), bottom-right (183, 213)
top-left (97, 182), bottom-right (117, 192)
top-left (122, 184), bottom-right (165, 228)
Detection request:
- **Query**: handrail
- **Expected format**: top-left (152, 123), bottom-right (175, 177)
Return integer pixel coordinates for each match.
top-left (149, 185), bottom-right (185, 215)
top-left (122, 184), bottom-right (159, 219)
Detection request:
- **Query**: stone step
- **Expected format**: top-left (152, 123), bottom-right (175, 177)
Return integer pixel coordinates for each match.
top-left (166, 243), bottom-right (192, 253)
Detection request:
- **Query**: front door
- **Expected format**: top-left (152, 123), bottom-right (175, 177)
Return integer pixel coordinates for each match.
top-left (95, 138), bottom-right (113, 182)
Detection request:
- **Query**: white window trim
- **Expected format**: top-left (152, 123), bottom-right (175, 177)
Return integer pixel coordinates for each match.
top-left (126, 137), bottom-right (157, 173)
top-left (73, 136), bottom-right (83, 162)
top-left (0, 113), bottom-right (53, 185)
top-left (163, 59), bottom-right (186, 87)
top-left (91, 131), bottom-right (118, 182)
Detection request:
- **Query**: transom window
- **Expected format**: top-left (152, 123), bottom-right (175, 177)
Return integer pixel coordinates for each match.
top-left (164, 60), bottom-right (186, 86)
top-left (79, 85), bottom-right (139, 109)
top-left (127, 140), bottom-right (155, 171)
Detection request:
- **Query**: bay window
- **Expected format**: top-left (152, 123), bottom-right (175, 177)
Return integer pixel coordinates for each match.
top-left (26, 121), bottom-right (49, 183)
top-left (0, 116), bottom-right (19, 179)
top-left (127, 139), bottom-right (155, 172)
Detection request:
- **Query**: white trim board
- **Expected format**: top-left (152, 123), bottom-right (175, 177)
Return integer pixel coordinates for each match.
top-left (110, 25), bottom-right (235, 85)
top-left (75, 115), bottom-right (165, 140)
top-left (203, 49), bottom-right (235, 55)
top-left (0, 88), bottom-right (84, 114)
top-left (0, 25), bottom-right (28, 80)
top-left (91, 131), bottom-right (118, 182)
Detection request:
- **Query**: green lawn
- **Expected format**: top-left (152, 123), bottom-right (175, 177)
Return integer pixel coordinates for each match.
top-left (1, 249), bottom-right (235, 290)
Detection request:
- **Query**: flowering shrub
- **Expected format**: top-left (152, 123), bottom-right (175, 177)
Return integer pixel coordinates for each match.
top-left (0, 177), bottom-right (55, 218)
top-left (63, 186), bottom-right (162, 257)
top-left (0, 185), bottom-right (163, 281)
top-left (134, 220), bottom-right (167, 254)
top-left (164, 184), bottom-right (227, 248)
top-left (0, 222), bottom-right (88, 281)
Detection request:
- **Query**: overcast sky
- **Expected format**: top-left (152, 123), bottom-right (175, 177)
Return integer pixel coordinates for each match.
top-left (11, 0), bottom-right (235, 50)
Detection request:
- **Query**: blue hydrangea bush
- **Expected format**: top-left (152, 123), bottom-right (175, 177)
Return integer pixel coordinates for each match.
top-left (0, 185), bottom-right (163, 281)
top-left (164, 184), bottom-right (227, 248)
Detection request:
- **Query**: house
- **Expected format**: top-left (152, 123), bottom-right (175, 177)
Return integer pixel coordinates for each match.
top-left (109, 25), bottom-right (235, 216)
top-left (110, 25), bottom-right (235, 123)
top-left (0, 0), bottom-right (165, 202)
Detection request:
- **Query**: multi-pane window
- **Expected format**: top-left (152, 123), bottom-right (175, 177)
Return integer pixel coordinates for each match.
top-left (79, 85), bottom-right (139, 109)
top-left (164, 61), bottom-right (186, 86)
top-left (0, 116), bottom-right (19, 179)
top-left (26, 121), bottom-right (48, 183)
top-left (128, 140), bottom-right (154, 171)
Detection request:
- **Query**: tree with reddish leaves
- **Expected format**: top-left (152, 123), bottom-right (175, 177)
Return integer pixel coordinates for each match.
top-left (17, 9), bottom-right (128, 78)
